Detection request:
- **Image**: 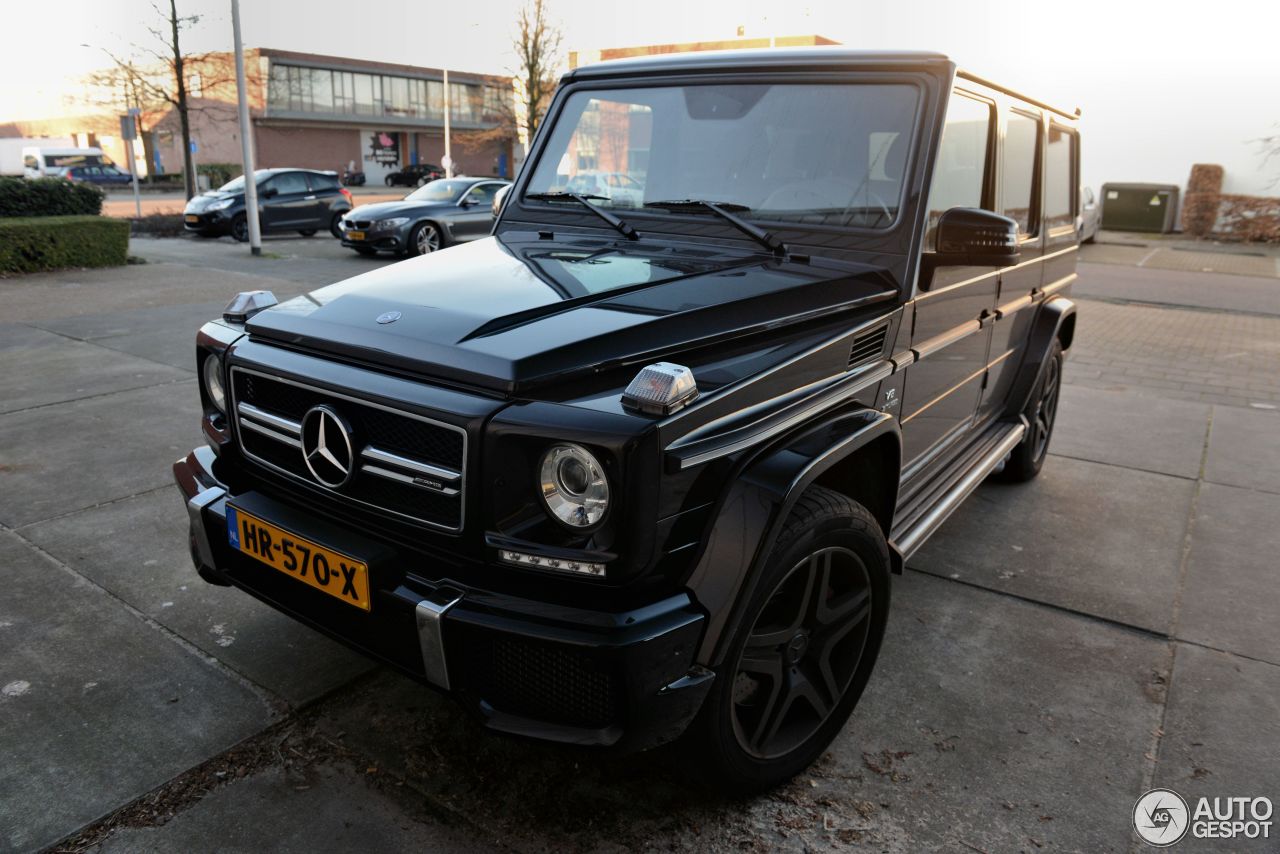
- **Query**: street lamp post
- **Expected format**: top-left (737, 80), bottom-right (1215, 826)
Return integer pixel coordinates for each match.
top-left (443, 68), bottom-right (453, 178)
top-left (230, 0), bottom-right (262, 255)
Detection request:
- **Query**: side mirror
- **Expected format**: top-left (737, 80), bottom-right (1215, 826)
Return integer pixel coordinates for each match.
top-left (261, 186), bottom-right (278, 199)
top-left (932, 207), bottom-right (1020, 268)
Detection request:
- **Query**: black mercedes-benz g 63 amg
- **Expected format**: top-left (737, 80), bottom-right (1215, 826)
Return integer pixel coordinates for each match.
top-left (174, 48), bottom-right (1079, 793)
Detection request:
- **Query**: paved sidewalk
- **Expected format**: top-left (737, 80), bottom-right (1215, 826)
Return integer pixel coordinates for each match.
top-left (1, 239), bottom-right (1276, 852)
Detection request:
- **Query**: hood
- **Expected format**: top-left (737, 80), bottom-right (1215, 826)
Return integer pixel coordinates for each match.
top-left (347, 200), bottom-right (453, 220)
top-left (185, 191), bottom-right (236, 212)
top-left (245, 234), bottom-right (899, 395)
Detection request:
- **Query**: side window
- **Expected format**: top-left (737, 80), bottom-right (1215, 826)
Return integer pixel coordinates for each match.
top-left (467, 183), bottom-right (500, 206)
top-left (924, 92), bottom-right (993, 250)
top-left (269, 171), bottom-right (310, 195)
top-left (24, 155), bottom-right (38, 169)
top-left (307, 172), bottom-right (338, 191)
top-left (1044, 124), bottom-right (1077, 231)
top-left (1003, 110), bottom-right (1040, 236)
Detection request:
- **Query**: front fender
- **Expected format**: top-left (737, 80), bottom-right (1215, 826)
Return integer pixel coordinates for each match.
top-left (684, 409), bottom-right (901, 666)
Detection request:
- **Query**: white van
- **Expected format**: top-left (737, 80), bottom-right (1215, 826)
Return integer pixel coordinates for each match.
top-left (22, 147), bottom-right (114, 179)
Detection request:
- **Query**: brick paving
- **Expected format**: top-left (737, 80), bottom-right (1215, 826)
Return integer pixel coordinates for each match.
top-left (1081, 235), bottom-right (1280, 279)
top-left (1067, 297), bottom-right (1280, 409)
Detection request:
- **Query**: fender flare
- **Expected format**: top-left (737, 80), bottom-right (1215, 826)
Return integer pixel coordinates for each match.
top-left (1008, 296), bottom-right (1076, 415)
top-left (684, 408), bottom-right (902, 666)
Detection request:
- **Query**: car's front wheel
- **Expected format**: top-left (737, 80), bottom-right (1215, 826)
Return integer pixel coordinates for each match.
top-left (407, 221), bottom-right (442, 256)
top-left (384, 175), bottom-right (396, 187)
top-left (329, 213), bottom-right (345, 239)
top-left (230, 214), bottom-right (249, 243)
top-left (685, 486), bottom-right (890, 795)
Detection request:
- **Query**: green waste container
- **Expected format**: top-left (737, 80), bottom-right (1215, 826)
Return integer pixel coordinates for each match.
top-left (1100, 183), bottom-right (1180, 233)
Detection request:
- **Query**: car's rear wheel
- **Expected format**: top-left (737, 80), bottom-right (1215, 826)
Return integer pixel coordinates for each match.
top-left (384, 175), bottom-right (395, 187)
top-left (685, 486), bottom-right (890, 795)
top-left (329, 213), bottom-right (345, 239)
top-left (998, 339), bottom-right (1064, 482)
top-left (297, 228), bottom-right (317, 237)
top-left (230, 214), bottom-right (249, 243)
top-left (408, 221), bottom-right (442, 256)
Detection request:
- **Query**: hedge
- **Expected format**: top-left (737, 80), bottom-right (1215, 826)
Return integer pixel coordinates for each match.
top-left (0, 216), bottom-right (129, 274)
top-left (0, 177), bottom-right (104, 217)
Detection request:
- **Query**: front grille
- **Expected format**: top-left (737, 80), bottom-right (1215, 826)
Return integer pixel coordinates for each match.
top-left (345, 219), bottom-right (373, 229)
top-left (456, 626), bottom-right (619, 729)
top-left (231, 368), bottom-right (466, 531)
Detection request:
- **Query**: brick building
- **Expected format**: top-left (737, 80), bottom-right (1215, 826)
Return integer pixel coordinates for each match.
top-left (4, 48), bottom-right (515, 185)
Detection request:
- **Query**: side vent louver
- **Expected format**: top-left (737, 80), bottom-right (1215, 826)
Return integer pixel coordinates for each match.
top-left (847, 325), bottom-right (889, 371)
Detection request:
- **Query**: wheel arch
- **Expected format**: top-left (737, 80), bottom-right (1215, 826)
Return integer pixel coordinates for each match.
top-left (1008, 296), bottom-right (1076, 416)
top-left (685, 407), bottom-right (902, 666)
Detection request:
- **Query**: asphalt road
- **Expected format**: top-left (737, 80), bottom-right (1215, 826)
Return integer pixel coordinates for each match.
top-left (1, 236), bottom-right (1277, 852)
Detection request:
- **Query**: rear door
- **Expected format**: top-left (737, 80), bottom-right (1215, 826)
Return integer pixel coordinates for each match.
top-left (305, 172), bottom-right (341, 226)
top-left (899, 89), bottom-right (1000, 477)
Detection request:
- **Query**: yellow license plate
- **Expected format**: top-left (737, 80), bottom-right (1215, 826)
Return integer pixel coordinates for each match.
top-left (226, 506), bottom-right (371, 611)
top-left (185, 214), bottom-right (199, 223)
top-left (346, 231), bottom-right (365, 240)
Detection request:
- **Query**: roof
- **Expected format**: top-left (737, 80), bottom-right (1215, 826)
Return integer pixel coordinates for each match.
top-left (564, 47), bottom-right (1080, 120)
top-left (564, 47), bottom-right (952, 80)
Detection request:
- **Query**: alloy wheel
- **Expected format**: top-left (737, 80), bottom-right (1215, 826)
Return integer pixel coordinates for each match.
top-left (1031, 355), bottom-right (1061, 463)
top-left (731, 546), bottom-right (873, 760)
top-left (416, 224), bottom-right (440, 254)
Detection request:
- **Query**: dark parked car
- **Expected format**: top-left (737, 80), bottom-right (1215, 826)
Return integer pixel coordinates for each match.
top-left (384, 163), bottom-right (445, 187)
top-left (176, 48), bottom-right (1079, 793)
top-left (64, 165), bottom-right (133, 186)
top-left (183, 169), bottom-right (353, 242)
top-left (340, 177), bottom-right (510, 257)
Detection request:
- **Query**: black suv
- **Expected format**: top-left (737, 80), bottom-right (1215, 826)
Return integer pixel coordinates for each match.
top-left (384, 163), bottom-right (445, 187)
top-left (175, 49), bottom-right (1080, 792)
top-left (183, 169), bottom-right (353, 241)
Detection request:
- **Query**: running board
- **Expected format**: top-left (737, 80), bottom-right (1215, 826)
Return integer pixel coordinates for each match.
top-left (891, 422), bottom-right (1026, 561)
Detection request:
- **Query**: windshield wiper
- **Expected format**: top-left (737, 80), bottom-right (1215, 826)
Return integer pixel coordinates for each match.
top-left (644, 199), bottom-right (786, 255)
top-left (524, 192), bottom-right (638, 240)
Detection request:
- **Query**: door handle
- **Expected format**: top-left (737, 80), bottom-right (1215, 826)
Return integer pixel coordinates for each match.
top-left (304, 195), bottom-right (316, 200)
top-left (978, 308), bottom-right (995, 327)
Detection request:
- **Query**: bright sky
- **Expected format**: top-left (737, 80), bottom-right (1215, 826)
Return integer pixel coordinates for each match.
top-left (3, 0), bottom-right (1278, 194)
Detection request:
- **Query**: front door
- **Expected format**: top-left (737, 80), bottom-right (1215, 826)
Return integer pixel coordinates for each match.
top-left (899, 90), bottom-right (999, 477)
top-left (451, 182), bottom-right (504, 240)
top-left (260, 171), bottom-right (313, 230)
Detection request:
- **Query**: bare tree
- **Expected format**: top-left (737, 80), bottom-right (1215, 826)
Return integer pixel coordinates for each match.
top-left (1260, 129), bottom-right (1280, 188)
top-left (88, 1), bottom-right (250, 198)
top-left (513, 0), bottom-right (563, 143)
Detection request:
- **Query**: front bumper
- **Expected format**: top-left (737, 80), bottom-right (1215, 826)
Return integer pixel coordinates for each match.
top-left (183, 211), bottom-right (232, 234)
top-left (340, 227), bottom-right (407, 252)
top-left (174, 447), bottom-right (712, 751)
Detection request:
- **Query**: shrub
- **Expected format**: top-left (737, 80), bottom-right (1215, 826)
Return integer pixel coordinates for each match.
top-left (130, 213), bottom-right (186, 237)
top-left (198, 163), bottom-right (240, 189)
top-left (0, 216), bottom-right (129, 274)
top-left (0, 177), bottom-right (104, 217)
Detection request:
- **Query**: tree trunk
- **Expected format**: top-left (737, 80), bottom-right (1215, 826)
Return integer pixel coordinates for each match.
top-left (170, 0), bottom-right (195, 199)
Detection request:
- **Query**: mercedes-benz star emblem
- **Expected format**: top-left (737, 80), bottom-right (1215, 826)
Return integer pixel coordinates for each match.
top-left (301, 405), bottom-right (355, 489)
top-left (376, 310), bottom-right (402, 324)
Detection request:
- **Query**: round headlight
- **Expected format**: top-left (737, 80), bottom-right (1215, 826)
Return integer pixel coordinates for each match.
top-left (539, 444), bottom-right (609, 528)
top-left (202, 353), bottom-right (226, 414)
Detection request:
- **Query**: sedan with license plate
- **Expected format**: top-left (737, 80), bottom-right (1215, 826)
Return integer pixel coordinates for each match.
top-left (340, 177), bottom-right (510, 257)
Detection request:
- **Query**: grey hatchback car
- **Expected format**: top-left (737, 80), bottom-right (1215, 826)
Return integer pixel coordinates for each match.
top-left (339, 177), bottom-right (510, 257)
top-left (184, 169), bottom-right (354, 242)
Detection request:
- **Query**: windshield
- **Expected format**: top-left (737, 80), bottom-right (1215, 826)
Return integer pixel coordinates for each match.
top-left (216, 170), bottom-right (269, 193)
top-left (524, 82), bottom-right (920, 229)
top-left (406, 179), bottom-right (472, 203)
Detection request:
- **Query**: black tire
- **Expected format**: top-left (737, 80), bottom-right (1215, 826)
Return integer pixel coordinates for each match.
top-left (998, 339), bottom-right (1064, 482)
top-left (384, 175), bottom-right (397, 186)
top-left (297, 228), bottom-right (317, 237)
top-left (685, 486), bottom-right (891, 795)
top-left (353, 246), bottom-right (377, 257)
top-left (329, 213), bottom-right (345, 239)
top-left (407, 221), bottom-right (443, 256)
top-left (230, 214), bottom-right (248, 243)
